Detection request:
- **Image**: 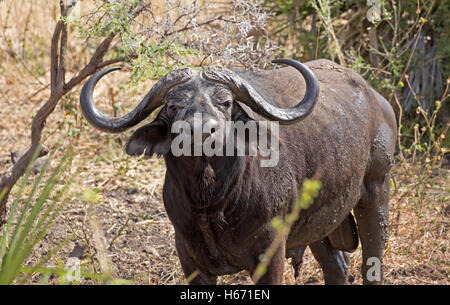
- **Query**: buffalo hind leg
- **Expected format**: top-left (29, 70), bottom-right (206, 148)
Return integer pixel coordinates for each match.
top-left (286, 246), bottom-right (307, 278)
top-left (309, 237), bottom-right (349, 284)
top-left (175, 234), bottom-right (217, 285)
top-left (354, 175), bottom-right (390, 285)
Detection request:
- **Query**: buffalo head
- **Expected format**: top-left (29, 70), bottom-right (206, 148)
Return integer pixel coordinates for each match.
top-left (80, 59), bottom-right (319, 157)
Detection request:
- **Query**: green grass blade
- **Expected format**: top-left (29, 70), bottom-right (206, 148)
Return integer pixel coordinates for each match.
top-left (8, 148), bottom-right (56, 258)
top-left (6, 152), bottom-right (71, 258)
top-left (30, 167), bottom-right (79, 243)
top-left (0, 145), bottom-right (42, 267)
top-left (0, 148), bottom-right (74, 284)
top-left (18, 235), bottom-right (74, 284)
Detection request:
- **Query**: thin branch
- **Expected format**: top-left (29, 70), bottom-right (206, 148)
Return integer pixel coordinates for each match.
top-left (50, 22), bottom-right (63, 92)
top-left (65, 34), bottom-right (115, 91)
top-left (164, 15), bottom-right (223, 37)
top-left (57, 23), bottom-right (68, 89)
top-left (97, 57), bottom-right (127, 70)
top-left (21, 84), bottom-right (51, 103)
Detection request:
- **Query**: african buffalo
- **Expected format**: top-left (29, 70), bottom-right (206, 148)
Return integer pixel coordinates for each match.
top-left (80, 58), bottom-right (396, 284)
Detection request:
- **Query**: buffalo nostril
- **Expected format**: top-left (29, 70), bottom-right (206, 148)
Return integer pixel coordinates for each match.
top-left (202, 119), bottom-right (219, 142)
top-left (202, 133), bottom-right (210, 142)
top-left (202, 130), bottom-right (213, 142)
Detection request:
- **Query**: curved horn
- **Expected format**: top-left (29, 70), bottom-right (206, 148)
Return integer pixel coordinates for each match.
top-left (80, 66), bottom-right (194, 133)
top-left (202, 59), bottom-right (319, 124)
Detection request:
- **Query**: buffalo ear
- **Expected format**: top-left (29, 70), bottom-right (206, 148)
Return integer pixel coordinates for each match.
top-left (126, 120), bottom-right (171, 156)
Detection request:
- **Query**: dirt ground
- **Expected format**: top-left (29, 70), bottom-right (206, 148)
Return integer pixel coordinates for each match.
top-left (0, 0), bottom-right (448, 285)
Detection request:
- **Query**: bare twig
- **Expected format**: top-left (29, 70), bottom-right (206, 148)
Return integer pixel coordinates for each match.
top-left (310, 0), bottom-right (346, 65)
top-left (21, 83), bottom-right (51, 103)
top-left (393, 93), bottom-right (404, 160)
top-left (164, 15), bottom-right (223, 37)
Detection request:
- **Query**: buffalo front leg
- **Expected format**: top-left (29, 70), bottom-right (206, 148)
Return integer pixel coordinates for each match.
top-left (175, 234), bottom-right (217, 285)
top-left (250, 240), bottom-right (285, 284)
top-left (354, 175), bottom-right (390, 285)
top-left (309, 237), bottom-right (349, 284)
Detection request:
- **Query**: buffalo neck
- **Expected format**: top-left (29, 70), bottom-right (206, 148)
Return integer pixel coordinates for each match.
top-left (163, 153), bottom-right (253, 215)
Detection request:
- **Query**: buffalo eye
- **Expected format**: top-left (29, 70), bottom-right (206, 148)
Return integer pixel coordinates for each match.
top-left (167, 104), bottom-right (178, 113)
top-left (220, 100), bottom-right (232, 108)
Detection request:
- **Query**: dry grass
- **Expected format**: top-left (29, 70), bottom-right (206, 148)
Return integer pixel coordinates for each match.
top-left (0, 0), bottom-right (448, 285)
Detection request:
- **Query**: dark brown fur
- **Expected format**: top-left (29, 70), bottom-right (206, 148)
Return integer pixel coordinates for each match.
top-left (95, 59), bottom-right (397, 284)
